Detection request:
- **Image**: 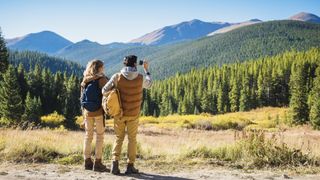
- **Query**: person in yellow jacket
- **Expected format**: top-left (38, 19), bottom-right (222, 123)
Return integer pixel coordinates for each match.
top-left (102, 55), bottom-right (152, 175)
top-left (80, 59), bottom-right (109, 172)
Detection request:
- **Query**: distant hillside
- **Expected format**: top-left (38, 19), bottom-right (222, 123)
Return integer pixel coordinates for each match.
top-left (55, 41), bottom-right (141, 66)
top-left (289, 12), bottom-right (320, 23)
top-left (6, 31), bottom-right (73, 54)
top-left (65, 20), bottom-right (320, 79)
top-left (9, 51), bottom-right (84, 76)
top-left (130, 19), bottom-right (230, 45)
top-left (145, 20), bottom-right (320, 79)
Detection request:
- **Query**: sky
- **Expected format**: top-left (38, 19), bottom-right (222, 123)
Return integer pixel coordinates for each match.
top-left (1, 0), bottom-right (320, 44)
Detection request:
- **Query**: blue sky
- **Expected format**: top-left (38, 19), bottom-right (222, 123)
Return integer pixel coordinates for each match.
top-left (1, 0), bottom-right (320, 44)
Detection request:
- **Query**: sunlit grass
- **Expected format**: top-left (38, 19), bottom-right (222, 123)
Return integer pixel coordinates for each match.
top-left (135, 107), bottom-right (289, 131)
top-left (2, 107), bottom-right (319, 172)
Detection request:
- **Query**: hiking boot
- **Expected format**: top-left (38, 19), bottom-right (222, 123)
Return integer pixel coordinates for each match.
top-left (111, 160), bottom-right (120, 175)
top-left (125, 163), bottom-right (139, 174)
top-left (93, 159), bottom-right (110, 172)
top-left (84, 158), bottom-right (93, 170)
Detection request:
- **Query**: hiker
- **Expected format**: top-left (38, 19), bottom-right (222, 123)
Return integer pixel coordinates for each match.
top-left (80, 59), bottom-right (109, 172)
top-left (102, 55), bottom-right (152, 175)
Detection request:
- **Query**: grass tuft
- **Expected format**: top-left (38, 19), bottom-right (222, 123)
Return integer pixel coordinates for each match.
top-left (182, 130), bottom-right (318, 168)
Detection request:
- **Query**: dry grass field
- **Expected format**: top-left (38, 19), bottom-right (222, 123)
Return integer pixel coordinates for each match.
top-left (0, 107), bottom-right (320, 179)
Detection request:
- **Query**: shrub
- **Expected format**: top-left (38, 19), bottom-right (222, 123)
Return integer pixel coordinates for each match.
top-left (56, 153), bottom-right (83, 165)
top-left (41, 111), bottom-right (65, 128)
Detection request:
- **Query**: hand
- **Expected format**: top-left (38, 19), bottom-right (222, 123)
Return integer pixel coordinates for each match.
top-left (143, 60), bottom-right (149, 71)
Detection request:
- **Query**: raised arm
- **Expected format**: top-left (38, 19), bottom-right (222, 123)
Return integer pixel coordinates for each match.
top-left (142, 61), bottom-right (152, 89)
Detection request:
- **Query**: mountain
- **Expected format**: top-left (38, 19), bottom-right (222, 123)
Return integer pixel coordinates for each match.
top-left (55, 39), bottom-right (105, 64)
top-left (6, 31), bottom-right (73, 54)
top-left (143, 20), bottom-right (320, 79)
top-left (59, 20), bottom-right (320, 79)
top-left (129, 19), bottom-right (230, 45)
top-left (289, 12), bottom-right (320, 23)
top-left (207, 19), bottom-right (262, 36)
top-left (6, 13), bottom-right (320, 79)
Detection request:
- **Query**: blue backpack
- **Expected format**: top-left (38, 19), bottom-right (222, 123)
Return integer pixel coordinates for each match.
top-left (81, 78), bottom-right (102, 112)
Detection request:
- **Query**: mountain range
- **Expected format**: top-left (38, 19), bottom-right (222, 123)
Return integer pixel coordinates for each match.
top-left (5, 12), bottom-right (320, 79)
top-left (6, 12), bottom-right (320, 53)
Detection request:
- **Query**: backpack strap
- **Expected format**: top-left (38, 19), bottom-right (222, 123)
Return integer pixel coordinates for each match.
top-left (114, 73), bottom-right (123, 116)
top-left (113, 73), bottom-right (121, 88)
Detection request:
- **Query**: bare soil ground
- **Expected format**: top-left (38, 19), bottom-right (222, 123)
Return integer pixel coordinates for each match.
top-left (0, 163), bottom-right (320, 180)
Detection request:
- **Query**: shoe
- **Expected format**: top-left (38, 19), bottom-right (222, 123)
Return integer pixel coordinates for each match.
top-left (93, 159), bottom-right (110, 172)
top-left (84, 158), bottom-right (93, 170)
top-left (125, 163), bottom-right (139, 174)
top-left (111, 160), bottom-right (120, 175)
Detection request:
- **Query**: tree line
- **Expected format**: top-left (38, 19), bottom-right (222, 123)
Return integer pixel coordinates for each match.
top-left (0, 31), bottom-right (81, 129)
top-left (142, 48), bottom-right (320, 128)
top-left (1, 29), bottom-right (320, 129)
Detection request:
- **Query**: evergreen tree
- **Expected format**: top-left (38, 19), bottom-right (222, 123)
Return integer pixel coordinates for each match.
top-left (309, 67), bottom-right (320, 129)
top-left (239, 74), bottom-right (250, 111)
top-left (27, 64), bottom-right (43, 99)
top-left (0, 29), bottom-right (8, 75)
top-left (200, 91), bottom-right (210, 113)
top-left (41, 68), bottom-right (54, 114)
top-left (0, 65), bottom-right (24, 123)
top-left (229, 78), bottom-right (240, 112)
top-left (63, 75), bottom-right (80, 129)
top-left (17, 63), bottom-right (28, 102)
top-left (289, 63), bottom-right (309, 123)
top-left (257, 70), bottom-right (267, 107)
top-left (160, 91), bottom-right (169, 116)
top-left (53, 71), bottom-right (65, 114)
top-left (22, 92), bottom-right (42, 123)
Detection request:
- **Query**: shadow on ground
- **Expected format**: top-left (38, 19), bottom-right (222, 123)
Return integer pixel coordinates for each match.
top-left (123, 172), bottom-right (191, 180)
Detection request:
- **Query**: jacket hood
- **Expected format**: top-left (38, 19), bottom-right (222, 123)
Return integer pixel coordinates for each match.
top-left (120, 67), bottom-right (138, 80)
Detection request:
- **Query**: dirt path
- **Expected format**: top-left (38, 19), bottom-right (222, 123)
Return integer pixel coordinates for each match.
top-left (0, 163), bottom-right (320, 180)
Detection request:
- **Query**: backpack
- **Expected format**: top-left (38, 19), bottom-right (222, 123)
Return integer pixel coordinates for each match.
top-left (102, 74), bottom-right (123, 117)
top-left (81, 78), bottom-right (102, 112)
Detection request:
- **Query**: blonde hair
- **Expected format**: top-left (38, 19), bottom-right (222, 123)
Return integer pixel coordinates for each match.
top-left (83, 59), bottom-right (104, 77)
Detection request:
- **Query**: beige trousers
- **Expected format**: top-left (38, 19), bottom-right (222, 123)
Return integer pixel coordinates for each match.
top-left (112, 115), bottom-right (139, 163)
top-left (83, 115), bottom-right (105, 159)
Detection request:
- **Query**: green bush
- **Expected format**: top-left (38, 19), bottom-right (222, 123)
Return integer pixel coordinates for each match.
top-left (56, 153), bottom-right (83, 165)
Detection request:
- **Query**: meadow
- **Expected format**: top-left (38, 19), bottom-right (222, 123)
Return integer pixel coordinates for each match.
top-left (1, 107), bottom-right (320, 174)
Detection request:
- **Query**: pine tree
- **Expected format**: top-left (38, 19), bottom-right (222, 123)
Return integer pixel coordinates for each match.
top-left (289, 63), bottom-right (309, 123)
top-left (239, 74), bottom-right (250, 111)
top-left (160, 91), bottom-right (170, 116)
top-left (0, 29), bottom-right (8, 75)
top-left (63, 75), bottom-right (80, 129)
top-left (22, 92), bottom-right (42, 123)
top-left (257, 70), bottom-right (267, 107)
top-left (180, 98), bottom-right (189, 115)
top-left (17, 63), bottom-right (28, 102)
top-left (27, 64), bottom-right (43, 98)
top-left (41, 68), bottom-right (54, 114)
top-left (200, 91), bottom-right (210, 113)
top-left (229, 78), bottom-right (240, 112)
top-left (309, 67), bottom-right (320, 129)
top-left (53, 72), bottom-right (65, 114)
top-left (217, 84), bottom-right (225, 113)
top-left (0, 65), bottom-right (24, 123)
